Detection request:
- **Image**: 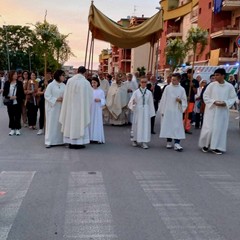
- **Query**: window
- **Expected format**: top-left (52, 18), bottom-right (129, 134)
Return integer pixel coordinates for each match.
top-left (199, 8), bottom-right (201, 14)
top-left (208, 2), bottom-right (211, 9)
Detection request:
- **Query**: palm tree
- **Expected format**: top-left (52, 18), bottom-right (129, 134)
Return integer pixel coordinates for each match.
top-left (184, 26), bottom-right (208, 129)
top-left (165, 38), bottom-right (187, 73)
top-left (185, 26), bottom-right (208, 80)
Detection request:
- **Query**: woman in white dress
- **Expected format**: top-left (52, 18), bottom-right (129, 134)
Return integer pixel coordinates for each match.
top-left (44, 70), bottom-right (66, 148)
top-left (89, 76), bottom-right (106, 143)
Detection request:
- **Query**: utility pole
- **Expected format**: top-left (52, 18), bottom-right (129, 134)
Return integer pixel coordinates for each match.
top-left (0, 16), bottom-right (10, 71)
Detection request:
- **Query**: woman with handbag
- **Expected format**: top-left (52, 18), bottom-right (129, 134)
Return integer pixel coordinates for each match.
top-left (3, 70), bottom-right (24, 136)
top-left (24, 72), bottom-right (38, 129)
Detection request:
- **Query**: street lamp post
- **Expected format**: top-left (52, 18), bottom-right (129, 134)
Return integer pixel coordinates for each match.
top-left (3, 25), bottom-right (11, 72)
top-left (0, 16), bottom-right (10, 71)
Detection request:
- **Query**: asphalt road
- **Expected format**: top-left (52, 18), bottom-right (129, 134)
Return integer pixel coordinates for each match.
top-left (0, 105), bottom-right (240, 240)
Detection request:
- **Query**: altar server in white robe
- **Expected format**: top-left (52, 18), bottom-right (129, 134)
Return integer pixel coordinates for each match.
top-left (128, 77), bottom-right (155, 149)
top-left (59, 66), bottom-right (93, 149)
top-left (44, 70), bottom-right (66, 148)
top-left (89, 76), bottom-right (106, 143)
top-left (159, 73), bottom-right (187, 151)
top-left (199, 68), bottom-right (237, 155)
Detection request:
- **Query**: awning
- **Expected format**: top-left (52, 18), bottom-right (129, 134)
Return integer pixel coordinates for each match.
top-left (88, 4), bottom-right (163, 48)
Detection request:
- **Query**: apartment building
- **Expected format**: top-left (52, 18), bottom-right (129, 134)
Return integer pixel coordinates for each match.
top-left (159, 0), bottom-right (240, 72)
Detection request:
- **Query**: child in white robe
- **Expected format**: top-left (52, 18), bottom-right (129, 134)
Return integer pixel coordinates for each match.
top-left (128, 78), bottom-right (155, 149)
top-left (159, 73), bottom-right (187, 151)
top-left (89, 76), bottom-right (106, 143)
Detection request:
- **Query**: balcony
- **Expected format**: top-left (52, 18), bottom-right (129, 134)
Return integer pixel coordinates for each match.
top-left (121, 57), bottom-right (131, 62)
top-left (210, 25), bottom-right (240, 38)
top-left (190, 8), bottom-right (198, 24)
top-left (166, 27), bottom-right (183, 38)
top-left (222, 0), bottom-right (240, 11)
top-left (219, 49), bottom-right (237, 63)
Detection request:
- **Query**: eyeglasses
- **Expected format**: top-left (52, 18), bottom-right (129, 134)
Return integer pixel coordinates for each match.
top-left (140, 81), bottom-right (147, 83)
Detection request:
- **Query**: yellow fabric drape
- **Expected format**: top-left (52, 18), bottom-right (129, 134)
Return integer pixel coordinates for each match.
top-left (88, 4), bottom-right (163, 48)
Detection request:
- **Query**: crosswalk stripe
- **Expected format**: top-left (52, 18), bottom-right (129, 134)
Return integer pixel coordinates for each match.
top-left (134, 171), bottom-right (225, 240)
top-left (0, 171), bottom-right (35, 240)
top-left (63, 172), bottom-right (117, 240)
top-left (197, 171), bottom-right (240, 199)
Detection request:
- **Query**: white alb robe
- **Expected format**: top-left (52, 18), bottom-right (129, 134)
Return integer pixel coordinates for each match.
top-left (128, 88), bottom-right (155, 143)
top-left (44, 80), bottom-right (65, 146)
top-left (59, 74), bottom-right (93, 145)
top-left (89, 88), bottom-right (106, 143)
top-left (125, 80), bottom-right (138, 123)
top-left (99, 79), bottom-right (109, 97)
top-left (159, 84), bottom-right (187, 139)
top-left (199, 81), bottom-right (237, 151)
top-left (106, 82), bottom-right (128, 125)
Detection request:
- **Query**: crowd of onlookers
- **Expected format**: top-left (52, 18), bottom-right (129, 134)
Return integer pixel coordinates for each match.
top-left (0, 67), bottom-right (239, 154)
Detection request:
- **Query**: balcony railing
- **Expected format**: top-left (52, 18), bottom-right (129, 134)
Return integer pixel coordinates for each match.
top-left (190, 8), bottom-right (198, 24)
top-left (218, 48), bottom-right (238, 62)
top-left (166, 27), bottom-right (182, 38)
top-left (222, 0), bottom-right (240, 11)
top-left (210, 25), bottom-right (240, 38)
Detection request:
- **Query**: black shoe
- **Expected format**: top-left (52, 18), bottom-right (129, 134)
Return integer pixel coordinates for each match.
top-left (212, 149), bottom-right (223, 155)
top-left (76, 145), bottom-right (86, 149)
top-left (202, 146), bottom-right (208, 153)
top-left (185, 130), bottom-right (192, 134)
top-left (151, 131), bottom-right (156, 134)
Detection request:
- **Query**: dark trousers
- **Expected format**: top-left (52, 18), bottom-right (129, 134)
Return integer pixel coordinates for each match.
top-left (38, 100), bottom-right (45, 129)
top-left (7, 104), bottom-right (22, 129)
top-left (167, 138), bottom-right (180, 144)
top-left (26, 102), bottom-right (38, 126)
top-left (151, 101), bottom-right (159, 132)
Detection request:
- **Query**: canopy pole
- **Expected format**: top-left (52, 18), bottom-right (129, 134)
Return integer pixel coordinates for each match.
top-left (150, 43), bottom-right (155, 74)
top-left (124, 49), bottom-right (127, 73)
top-left (148, 44), bottom-right (152, 73)
top-left (87, 35), bottom-right (93, 74)
top-left (91, 38), bottom-right (94, 75)
top-left (84, 28), bottom-right (90, 67)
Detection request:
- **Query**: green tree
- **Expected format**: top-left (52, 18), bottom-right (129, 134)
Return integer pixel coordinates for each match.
top-left (0, 25), bottom-right (37, 70)
top-left (137, 66), bottom-right (146, 77)
top-left (32, 14), bottom-right (74, 76)
top-left (184, 26), bottom-right (208, 128)
top-left (185, 26), bottom-right (208, 74)
top-left (165, 38), bottom-right (186, 72)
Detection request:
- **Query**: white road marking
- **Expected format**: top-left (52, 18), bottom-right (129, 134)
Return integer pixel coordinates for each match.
top-left (0, 171), bottom-right (35, 240)
top-left (134, 171), bottom-right (225, 240)
top-left (197, 171), bottom-right (240, 199)
top-left (63, 172), bottom-right (117, 240)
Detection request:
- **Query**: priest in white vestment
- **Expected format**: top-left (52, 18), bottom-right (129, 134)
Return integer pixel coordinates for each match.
top-left (159, 73), bottom-right (187, 151)
top-left (89, 76), bottom-right (106, 143)
top-left (199, 68), bottom-right (237, 154)
top-left (59, 66), bottom-right (93, 149)
top-left (128, 78), bottom-right (155, 149)
top-left (98, 72), bottom-right (109, 97)
top-left (106, 73), bottom-right (128, 125)
top-left (125, 73), bottom-right (138, 124)
top-left (44, 70), bottom-right (66, 148)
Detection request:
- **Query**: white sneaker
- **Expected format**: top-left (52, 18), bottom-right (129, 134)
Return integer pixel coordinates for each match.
top-left (174, 143), bottom-right (183, 152)
top-left (132, 141), bottom-right (138, 147)
top-left (37, 129), bottom-right (43, 135)
top-left (166, 142), bottom-right (173, 149)
top-left (9, 130), bottom-right (15, 136)
top-left (141, 143), bottom-right (149, 149)
top-left (15, 129), bottom-right (21, 136)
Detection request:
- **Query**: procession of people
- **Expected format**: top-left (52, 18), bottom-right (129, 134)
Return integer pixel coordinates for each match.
top-left (0, 66), bottom-right (239, 155)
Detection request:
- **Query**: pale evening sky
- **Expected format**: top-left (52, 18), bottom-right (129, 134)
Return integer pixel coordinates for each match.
top-left (1, 0), bottom-right (160, 69)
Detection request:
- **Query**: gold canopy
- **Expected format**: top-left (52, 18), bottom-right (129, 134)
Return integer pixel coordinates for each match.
top-left (88, 4), bottom-right (163, 48)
